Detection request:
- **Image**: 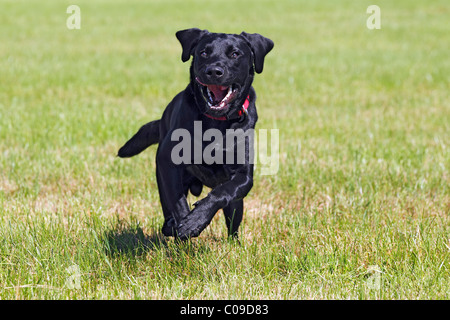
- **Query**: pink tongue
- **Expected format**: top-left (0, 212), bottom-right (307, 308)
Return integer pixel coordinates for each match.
top-left (208, 85), bottom-right (228, 102)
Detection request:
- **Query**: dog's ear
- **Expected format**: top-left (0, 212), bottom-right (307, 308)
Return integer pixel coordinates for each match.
top-left (176, 28), bottom-right (209, 62)
top-left (239, 32), bottom-right (274, 74)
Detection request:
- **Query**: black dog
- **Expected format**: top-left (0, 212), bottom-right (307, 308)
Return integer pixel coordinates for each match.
top-left (118, 28), bottom-right (273, 239)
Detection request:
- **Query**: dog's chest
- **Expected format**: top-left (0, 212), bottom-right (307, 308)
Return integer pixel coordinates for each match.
top-left (186, 164), bottom-right (231, 188)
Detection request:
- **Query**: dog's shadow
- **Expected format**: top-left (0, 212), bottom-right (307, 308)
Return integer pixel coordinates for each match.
top-left (103, 221), bottom-right (168, 257)
top-left (103, 219), bottom-right (239, 258)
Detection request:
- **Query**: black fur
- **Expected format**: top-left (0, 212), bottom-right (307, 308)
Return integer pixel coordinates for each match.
top-left (118, 28), bottom-right (273, 239)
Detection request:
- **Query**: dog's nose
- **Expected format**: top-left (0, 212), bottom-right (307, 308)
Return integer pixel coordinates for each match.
top-left (205, 66), bottom-right (224, 79)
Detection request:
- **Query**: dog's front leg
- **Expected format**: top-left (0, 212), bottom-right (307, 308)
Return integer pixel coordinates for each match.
top-left (177, 168), bottom-right (253, 239)
top-left (156, 143), bottom-right (191, 236)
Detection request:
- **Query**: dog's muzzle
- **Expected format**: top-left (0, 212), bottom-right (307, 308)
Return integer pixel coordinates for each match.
top-left (195, 77), bottom-right (239, 111)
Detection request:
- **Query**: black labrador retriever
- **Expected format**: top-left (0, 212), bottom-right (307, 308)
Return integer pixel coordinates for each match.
top-left (118, 28), bottom-right (273, 239)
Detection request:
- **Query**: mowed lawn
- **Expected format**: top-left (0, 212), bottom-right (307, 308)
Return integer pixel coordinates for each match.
top-left (0, 0), bottom-right (448, 299)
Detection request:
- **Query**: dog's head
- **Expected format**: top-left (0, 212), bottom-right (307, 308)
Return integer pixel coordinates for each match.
top-left (176, 28), bottom-right (274, 119)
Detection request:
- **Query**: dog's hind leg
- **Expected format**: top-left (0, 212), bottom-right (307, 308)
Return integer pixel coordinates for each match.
top-left (223, 199), bottom-right (243, 238)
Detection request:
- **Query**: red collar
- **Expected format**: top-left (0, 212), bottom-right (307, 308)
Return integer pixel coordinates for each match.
top-left (204, 96), bottom-right (250, 121)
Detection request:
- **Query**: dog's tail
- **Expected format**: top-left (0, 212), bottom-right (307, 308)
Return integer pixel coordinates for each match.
top-left (117, 120), bottom-right (160, 158)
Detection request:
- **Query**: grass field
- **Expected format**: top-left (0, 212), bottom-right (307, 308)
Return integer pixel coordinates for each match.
top-left (0, 0), bottom-right (449, 299)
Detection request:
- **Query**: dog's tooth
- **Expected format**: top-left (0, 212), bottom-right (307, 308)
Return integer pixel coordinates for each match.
top-left (207, 88), bottom-right (213, 103)
top-left (222, 87), bottom-right (232, 103)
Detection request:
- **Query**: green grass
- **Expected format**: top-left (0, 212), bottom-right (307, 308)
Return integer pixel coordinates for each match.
top-left (0, 0), bottom-right (449, 299)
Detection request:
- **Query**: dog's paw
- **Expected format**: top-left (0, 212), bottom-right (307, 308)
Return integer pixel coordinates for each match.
top-left (161, 217), bottom-right (178, 237)
top-left (176, 209), bottom-right (211, 240)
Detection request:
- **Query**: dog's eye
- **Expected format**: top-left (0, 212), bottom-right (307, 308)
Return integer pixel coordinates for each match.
top-left (200, 51), bottom-right (208, 58)
top-left (230, 51), bottom-right (240, 59)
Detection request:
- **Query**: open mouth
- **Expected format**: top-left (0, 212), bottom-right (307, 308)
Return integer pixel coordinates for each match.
top-left (196, 77), bottom-right (239, 111)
